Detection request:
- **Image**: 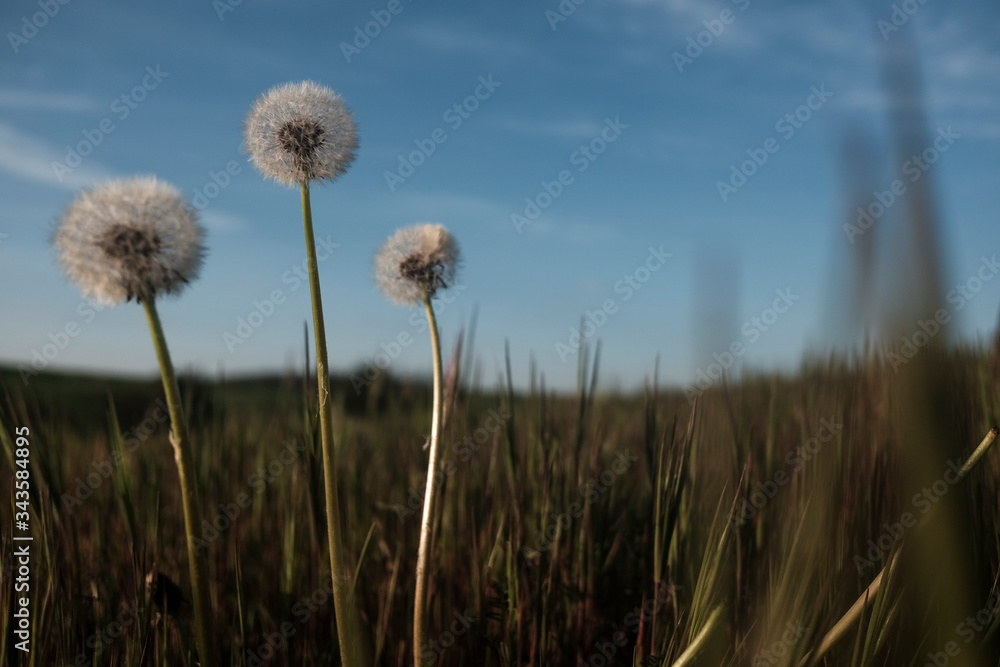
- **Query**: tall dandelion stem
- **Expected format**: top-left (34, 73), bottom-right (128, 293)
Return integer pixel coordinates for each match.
top-left (299, 181), bottom-right (367, 667)
top-left (372, 222), bottom-right (460, 665)
top-left (141, 297), bottom-right (217, 667)
top-left (54, 176), bottom-right (211, 666)
top-left (244, 79), bottom-right (366, 664)
top-left (413, 292), bottom-right (445, 665)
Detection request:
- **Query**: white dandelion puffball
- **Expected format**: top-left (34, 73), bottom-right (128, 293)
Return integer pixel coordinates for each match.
top-left (375, 223), bottom-right (460, 305)
top-left (244, 80), bottom-right (359, 187)
top-left (54, 176), bottom-right (206, 305)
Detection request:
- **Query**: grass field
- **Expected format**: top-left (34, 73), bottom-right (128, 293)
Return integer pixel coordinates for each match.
top-left (2, 336), bottom-right (1000, 666)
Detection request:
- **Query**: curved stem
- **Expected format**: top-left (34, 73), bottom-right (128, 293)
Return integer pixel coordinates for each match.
top-left (668, 605), bottom-right (723, 667)
top-left (142, 297), bottom-right (217, 667)
top-left (800, 427), bottom-right (999, 666)
top-left (300, 181), bottom-right (369, 667)
top-left (414, 293), bottom-right (445, 666)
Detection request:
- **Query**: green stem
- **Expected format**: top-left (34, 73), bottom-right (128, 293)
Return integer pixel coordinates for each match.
top-left (141, 297), bottom-right (217, 667)
top-left (299, 180), bottom-right (369, 667)
top-left (414, 293), bottom-right (445, 666)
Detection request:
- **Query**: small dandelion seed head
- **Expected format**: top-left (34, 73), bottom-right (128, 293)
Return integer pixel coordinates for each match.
top-left (375, 223), bottom-right (460, 306)
top-left (244, 81), bottom-right (358, 187)
top-left (53, 176), bottom-right (206, 305)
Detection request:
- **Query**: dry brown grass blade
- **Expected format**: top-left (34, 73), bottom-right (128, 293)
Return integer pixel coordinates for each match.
top-left (800, 427), bottom-right (999, 666)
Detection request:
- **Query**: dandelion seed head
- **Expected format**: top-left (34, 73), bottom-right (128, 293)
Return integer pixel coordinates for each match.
top-left (53, 176), bottom-right (205, 305)
top-left (375, 223), bottom-right (460, 305)
top-left (244, 81), bottom-right (358, 187)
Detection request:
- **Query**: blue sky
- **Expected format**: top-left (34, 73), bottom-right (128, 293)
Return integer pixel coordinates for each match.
top-left (2, 0), bottom-right (999, 393)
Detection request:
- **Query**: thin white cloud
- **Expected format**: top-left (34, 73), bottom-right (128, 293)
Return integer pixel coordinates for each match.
top-left (0, 122), bottom-right (116, 190)
top-left (552, 217), bottom-right (621, 246)
top-left (201, 209), bottom-right (248, 234)
top-left (390, 190), bottom-right (510, 221)
top-left (402, 20), bottom-right (527, 58)
top-left (835, 86), bottom-right (887, 111)
top-left (617, 0), bottom-right (712, 24)
top-left (577, 0), bottom-right (765, 64)
top-left (493, 116), bottom-right (605, 140)
top-left (958, 122), bottom-right (1000, 140)
top-left (0, 89), bottom-right (100, 113)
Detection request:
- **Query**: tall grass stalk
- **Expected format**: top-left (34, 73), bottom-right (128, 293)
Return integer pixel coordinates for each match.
top-left (141, 296), bottom-right (217, 667)
top-left (298, 180), bottom-right (369, 667)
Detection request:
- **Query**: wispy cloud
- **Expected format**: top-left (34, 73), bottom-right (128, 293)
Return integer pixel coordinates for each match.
top-left (0, 89), bottom-right (100, 113)
top-left (616, 0), bottom-right (712, 27)
top-left (553, 217), bottom-right (622, 246)
top-left (403, 20), bottom-right (528, 58)
top-left (492, 116), bottom-right (606, 140)
top-left (0, 122), bottom-right (115, 190)
top-left (201, 209), bottom-right (248, 234)
top-left (958, 122), bottom-right (1000, 140)
top-left (388, 190), bottom-right (510, 222)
